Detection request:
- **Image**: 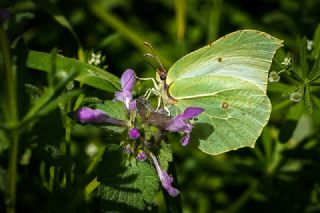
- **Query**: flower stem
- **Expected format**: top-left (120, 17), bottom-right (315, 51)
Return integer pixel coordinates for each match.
top-left (65, 101), bottom-right (72, 188)
top-left (6, 133), bottom-right (19, 213)
top-left (0, 25), bottom-right (19, 213)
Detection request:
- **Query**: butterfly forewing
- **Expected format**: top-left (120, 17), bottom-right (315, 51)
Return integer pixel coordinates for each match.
top-left (167, 30), bottom-right (283, 92)
top-left (165, 30), bottom-right (282, 155)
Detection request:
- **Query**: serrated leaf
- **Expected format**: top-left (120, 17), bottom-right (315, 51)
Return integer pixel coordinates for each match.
top-left (304, 85), bottom-right (314, 114)
top-left (157, 142), bottom-right (173, 171)
top-left (27, 51), bottom-right (120, 93)
top-left (300, 37), bottom-right (309, 78)
top-left (96, 100), bottom-right (128, 121)
top-left (95, 101), bottom-right (128, 133)
top-left (97, 144), bottom-right (159, 213)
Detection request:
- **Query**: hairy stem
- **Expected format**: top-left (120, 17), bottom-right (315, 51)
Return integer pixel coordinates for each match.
top-left (0, 25), bottom-right (19, 213)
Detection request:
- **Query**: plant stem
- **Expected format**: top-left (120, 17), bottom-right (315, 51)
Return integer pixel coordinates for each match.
top-left (7, 133), bottom-right (19, 213)
top-left (0, 25), bottom-right (19, 213)
top-left (65, 101), bottom-right (72, 188)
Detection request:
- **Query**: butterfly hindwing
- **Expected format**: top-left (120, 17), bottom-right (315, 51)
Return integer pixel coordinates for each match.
top-left (166, 30), bottom-right (282, 155)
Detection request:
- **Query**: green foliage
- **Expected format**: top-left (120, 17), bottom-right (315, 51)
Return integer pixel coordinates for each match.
top-left (1, 0), bottom-right (320, 213)
top-left (97, 144), bottom-right (159, 212)
top-left (27, 51), bottom-right (120, 93)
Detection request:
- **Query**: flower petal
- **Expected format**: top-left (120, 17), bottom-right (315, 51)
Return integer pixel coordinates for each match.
top-left (181, 133), bottom-right (190, 146)
top-left (121, 69), bottom-right (135, 92)
top-left (75, 107), bottom-right (126, 126)
top-left (150, 153), bottom-right (180, 197)
top-left (76, 107), bottom-right (108, 123)
top-left (181, 107), bottom-right (204, 120)
top-left (129, 100), bottom-right (137, 111)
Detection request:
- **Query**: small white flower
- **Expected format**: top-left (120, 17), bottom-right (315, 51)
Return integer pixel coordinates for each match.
top-left (290, 91), bottom-right (302, 102)
top-left (307, 39), bottom-right (313, 51)
top-left (88, 52), bottom-right (102, 66)
top-left (268, 71), bottom-right (280, 83)
top-left (85, 143), bottom-right (98, 157)
top-left (281, 57), bottom-right (292, 67)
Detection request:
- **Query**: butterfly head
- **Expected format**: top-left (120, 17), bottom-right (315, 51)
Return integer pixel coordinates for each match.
top-left (143, 42), bottom-right (167, 82)
top-left (156, 67), bottom-right (167, 82)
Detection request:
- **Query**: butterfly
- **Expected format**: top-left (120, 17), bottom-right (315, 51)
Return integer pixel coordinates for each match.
top-left (142, 30), bottom-right (283, 155)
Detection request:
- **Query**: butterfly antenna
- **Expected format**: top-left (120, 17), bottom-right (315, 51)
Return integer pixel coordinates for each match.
top-left (143, 42), bottom-right (165, 70)
top-left (141, 59), bottom-right (157, 70)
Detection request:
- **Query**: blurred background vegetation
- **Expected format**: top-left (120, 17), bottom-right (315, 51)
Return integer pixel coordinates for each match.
top-left (1, 0), bottom-right (320, 212)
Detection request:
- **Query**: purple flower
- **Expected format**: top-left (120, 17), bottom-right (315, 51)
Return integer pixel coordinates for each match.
top-left (129, 100), bottom-right (137, 111)
top-left (150, 152), bottom-right (179, 197)
top-left (136, 150), bottom-right (147, 161)
top-left (165, 107), bottom-right (204, 146)
top-left (75, 107), bottom-right (126, 126)
top-left (129, 128), bottom-right (140, 139)
top-left (114, 69), bottom-right (136, 109)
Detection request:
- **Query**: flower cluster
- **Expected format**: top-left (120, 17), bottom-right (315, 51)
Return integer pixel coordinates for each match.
top-left (72, 69), bottom-right (204, 197)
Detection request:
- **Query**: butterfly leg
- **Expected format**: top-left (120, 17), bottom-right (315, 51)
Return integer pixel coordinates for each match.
top-left (144, 88), bottom-right (159, 100)
top-left (164, 106), bottom-right (171, 115)
top-left (135, 75), bottom-right (161, 99)
top-left (135, 76), bottom-right (159, 90)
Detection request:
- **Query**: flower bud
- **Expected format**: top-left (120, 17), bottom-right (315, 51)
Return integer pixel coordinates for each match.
top-left (129, 128), bottom-right (140, 139)
top-left (290, 91), bottom-right (302, 102)
top-left (268, 71), bottom-right (280, 83)
top-left (136, 150), bottom-right (147, 161)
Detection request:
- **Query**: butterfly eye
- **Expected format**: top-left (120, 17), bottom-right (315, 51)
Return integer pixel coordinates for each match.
top-left (160, 74), bottom-right (166, 81)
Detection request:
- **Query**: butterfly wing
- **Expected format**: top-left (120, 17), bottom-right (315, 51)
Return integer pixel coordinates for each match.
top-left (167, 30), bottom-right (283, 155)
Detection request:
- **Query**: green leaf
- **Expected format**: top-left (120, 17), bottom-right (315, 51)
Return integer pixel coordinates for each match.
top-left (157, 141), bottom-right (173, 171)
top-left (281, 86), bottom-right (300, 98)
top-left (308, 53), bottom-right (320, 81)
top-left (32, 110), bottom-right (66, 166)
top-left (38, 90), bottom-right (80, 117)
top-left (97, 144), bottom-right (159, 213)
top-left (32, 0), bottom-right (81, 47)
top-left (95, 101), bottom-right (128, 133)
top-left (279, 102), bottom-right (304, 143)
top-left (27, 50), bottom-right (120, 93)
top-left (311, 22), bottom-right (320, 58)
top-left (304, 85), bottom-right (314, 114)
top-left (300, 37), bottom-right (309, 78)
top-left (96, 100), bottom-right (128, 121)
top-left (268, 82), bottom-right (292, 93)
